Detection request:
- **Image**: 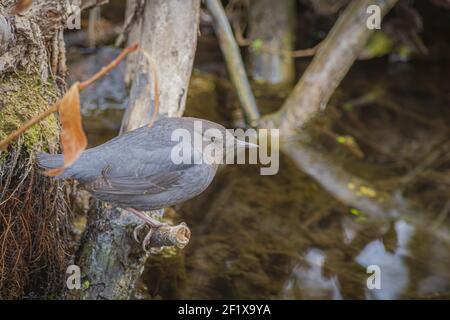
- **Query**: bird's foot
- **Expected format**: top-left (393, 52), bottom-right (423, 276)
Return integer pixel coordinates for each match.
top-left (142, 227), bottom-right (156, 252)
top-left (132, 222), bottom-right (169, 251)
top-left (127, 208), bottom-right (169, 251)
top-left (126, 207), bottom-right (165, 228)
top-left (132, 222), bottom-right (147, 243)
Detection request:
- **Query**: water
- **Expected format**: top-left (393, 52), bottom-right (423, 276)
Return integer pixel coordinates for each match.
top-left (67, 45), bottom-right (450, 300)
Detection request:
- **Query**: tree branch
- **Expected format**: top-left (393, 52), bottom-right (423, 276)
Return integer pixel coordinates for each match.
top-left (260, 0), bottom-right (399, 134)
top-left (284, 140), bottom-right (450, 243)
top-left (208, 0), bottom-right (444, 241)
top-left (205, 0), bottom-right (260, 127)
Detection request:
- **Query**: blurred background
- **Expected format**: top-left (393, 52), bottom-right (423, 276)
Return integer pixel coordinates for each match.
top-left (0, 0), bottom-right (448, 300)
top-left (62, 0), bottom-right (450, 299)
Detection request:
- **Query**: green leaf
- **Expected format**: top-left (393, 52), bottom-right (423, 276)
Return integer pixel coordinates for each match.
top-left (82, 280), bottom-right (90, 290)
top-left (251, 39), bottom-right (263, 51)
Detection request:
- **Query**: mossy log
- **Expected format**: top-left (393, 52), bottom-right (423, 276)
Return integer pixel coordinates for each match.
top-left (0, 70), bottom-right (70, 300)
top-left (0, 0), bottom-right (71, 299)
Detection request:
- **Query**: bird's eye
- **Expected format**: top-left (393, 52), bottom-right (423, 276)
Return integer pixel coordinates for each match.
top-left (210, 136), bottom-right (216, 142)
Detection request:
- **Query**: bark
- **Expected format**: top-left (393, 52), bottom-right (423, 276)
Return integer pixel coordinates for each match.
top-left (121, 0), bottom-right (201, 131)
top-left (0, 0), bottom-right (70, 83)
top-left (259, 0), bottom-right (399, 134)
top-left (73, 204), bottom-right (150, 299)
top-left (74, 0), bottom-right (200, 300)
top-left (0, 0), bottom-right (71, 299)
top-left (248, 0), bottom-right (296, 86)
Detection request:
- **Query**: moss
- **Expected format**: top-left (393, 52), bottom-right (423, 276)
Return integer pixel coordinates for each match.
top-left (0, 70), bottom-right (59, 155)
top-left (0, 70), bottom-right (68, 299)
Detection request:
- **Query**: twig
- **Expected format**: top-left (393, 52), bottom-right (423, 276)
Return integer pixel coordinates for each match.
top-left (398, 137), bottom-right (450, 186)
top-left (0, 42), bottom-right (140, 150)
top-left (205, 0), bottom-right (260, 127)
top-left (233, 21), bottom-right (320, 58)
top-left (0, 103), bottom-right (60, 151)
top-left (79, 42), bottom-right (139, 90)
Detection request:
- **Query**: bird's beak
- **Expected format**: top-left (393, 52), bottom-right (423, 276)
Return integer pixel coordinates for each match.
top-left (236, 139), bottom-right (259, 149)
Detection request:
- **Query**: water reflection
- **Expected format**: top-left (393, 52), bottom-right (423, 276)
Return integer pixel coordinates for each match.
top-left (68, 46), bottom-right (450, 300)
top-left (356, 220), bottom-right (414, 299)
top-left (283, 248), bottom-right (342, 299)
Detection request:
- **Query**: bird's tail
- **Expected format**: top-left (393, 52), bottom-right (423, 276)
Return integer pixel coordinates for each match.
top-left (36, 153), bottom-right (66, 178)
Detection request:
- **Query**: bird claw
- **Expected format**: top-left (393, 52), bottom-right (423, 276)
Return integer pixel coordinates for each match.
top-left (142, 228), bottom-right (155, 252)
top-left (133, 223), bottom-right (147, 243)
top-left (128, 208), bottom-right (168, 250)
top-left (133, 222), bottom-right (169, 252)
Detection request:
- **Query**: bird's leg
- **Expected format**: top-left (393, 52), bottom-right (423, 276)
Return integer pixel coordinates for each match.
top-left (126, 208), bottom-right (167, 250)
top-left (126, 207), bottom-right (164, 228)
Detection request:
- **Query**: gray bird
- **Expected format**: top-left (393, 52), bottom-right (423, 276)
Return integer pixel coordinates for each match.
top-left (37, 117), bottom-right (257, 248)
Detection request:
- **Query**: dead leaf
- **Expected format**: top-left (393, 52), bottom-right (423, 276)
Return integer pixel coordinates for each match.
top-left (45, 82), bottom-right (87, 176)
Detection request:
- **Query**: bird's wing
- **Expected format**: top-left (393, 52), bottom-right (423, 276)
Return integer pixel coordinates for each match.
top-left (85, 165), bottom-right (186, 196)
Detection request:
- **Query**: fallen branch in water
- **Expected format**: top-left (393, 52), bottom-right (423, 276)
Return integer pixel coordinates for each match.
top-left (283, 140), bottom-right (450, 243)
top-left (0, 42), bottom-right (139, 151)
top-left (205, 0), bottom-right (446, 241)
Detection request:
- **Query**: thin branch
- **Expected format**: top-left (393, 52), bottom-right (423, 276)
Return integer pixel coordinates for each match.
top-left (79, 42), bottom-right (139, 90)
top-left (138, 49), bottom-right (159, 128)
top-left (233, 21), bottom-right (320, 58)
top-left (205, 0), bottom-right (260, 127)
top-left (0, 103), bottom-right (60, 151)
top-left (0, 42), bottom-right (140, 151)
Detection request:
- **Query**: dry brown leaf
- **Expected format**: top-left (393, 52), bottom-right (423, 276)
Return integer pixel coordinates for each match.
top-left (44, 167), bottom-right (65, 177)
top-left (8, 0), bottom-right (33, 15)
top-left (45, 82), bottom-right (87, 176)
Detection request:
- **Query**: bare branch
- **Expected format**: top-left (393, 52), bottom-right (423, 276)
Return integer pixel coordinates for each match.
top-left (205, 0), bottom-right (260, 126)
top-left (260, 0), bottom-right (399, 134)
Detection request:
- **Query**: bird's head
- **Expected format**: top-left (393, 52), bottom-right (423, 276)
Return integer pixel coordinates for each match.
top-left (193, 119), bottom-right (259, 165)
